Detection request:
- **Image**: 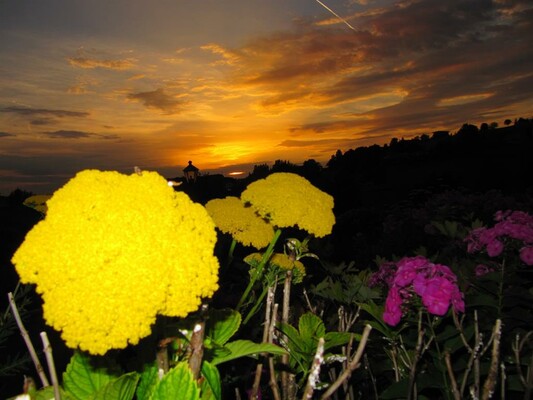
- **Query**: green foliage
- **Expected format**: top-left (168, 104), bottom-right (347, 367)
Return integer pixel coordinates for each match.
top-left (278, 312), bottom-right (352, 383)
top-left (311, 261), bottom-right (379, 305)
top-left (209, 340), bottom-right (286, 366)
top-left (205, 309), bottom-right (241, 346)
top-left (63, 352), bottom-right (139, 400)
top-left (149, 362), bottom-right (199, 400)
top-left (199, 361), bottom-right (221, 400)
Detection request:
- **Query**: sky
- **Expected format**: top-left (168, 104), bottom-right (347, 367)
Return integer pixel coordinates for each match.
top-left (0, 0), bottom-right (532, 194)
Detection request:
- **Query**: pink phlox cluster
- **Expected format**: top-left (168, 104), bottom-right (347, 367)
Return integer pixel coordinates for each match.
top-left (371, 256), bottom-right (464, 326)
top-left (465, 210), bottom-right (533, 265)
top-left (474, 264), bottom-right (495, 277)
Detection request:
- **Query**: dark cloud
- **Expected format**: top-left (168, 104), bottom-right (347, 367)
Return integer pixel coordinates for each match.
top-left (43, 130), bottom-right (120, 140)
top-left (278, 138), bottom-right (349, 147)
top-left (225, 0), bottom-right (532, 135)
top-left (30, 118), bottom-right (54, 126)
top-left (0, 131), bottom-right (15, 137)
top-left (1, 106), bottom-right (90, 118)
top-left (127, 88), bottom-right (185, 114)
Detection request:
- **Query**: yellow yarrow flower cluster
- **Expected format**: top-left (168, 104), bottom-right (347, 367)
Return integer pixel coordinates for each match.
top-left (241, 173), bottom-right (335, 237)
top-left (205, 196), bottom-right (274, 249)
top-left (11, 170), bottom-right (219, 355)
top-left (244, 252), bottom-right (306, 283)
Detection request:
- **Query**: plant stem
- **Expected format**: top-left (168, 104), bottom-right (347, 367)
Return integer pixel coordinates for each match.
top-left (227, 238), bottom-right (237, 267)
top-left (251, 286), bottom-right (276, 399)
top-left (444, 351), bottom-right (461, 400)
top-left (7, 292), bottom-right (50, 388)
top-left (188, 321), bottom-right (205, 380)
top-left (281, 270), bottom-right (293, 400)
top-left (237, 229), bottom-right (281, 311)
top-left (481, 319), bottom-right (502, 400)
top-left (302, 337), bottom-right (325, 399)
top-left (40, 332), bottom-right (60, 400)
top-left (268, 303), bottom-right (281, 400)
top-left (320, 324), bottom-right (373, 399)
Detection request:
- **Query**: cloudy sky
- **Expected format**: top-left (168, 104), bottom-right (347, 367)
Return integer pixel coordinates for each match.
top-left (1, 0), bottom-right (531, 194)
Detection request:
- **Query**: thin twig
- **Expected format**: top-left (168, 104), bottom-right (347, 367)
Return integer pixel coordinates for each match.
top-left (444, 351), bottom-right (461, 400)
top-left (302, 337), bottom-right (325, 399)
top-left (481, 319), bottom-right (502, 400)
top-left (40, 332), bottom-right (60, 400)
top-left (251, 286), bottom-right (276, 399)
top-left (320, 324), bottom-right (372, 399)
top-left (268, 303), bottom-right (281, 400)
top-left (407, 326), bottom-right (425, 400)
top-left (8, 292), bottom-right (50, 388)
top-left (188, 322), bottom-right (205, 380)
top-left (281, 270), bottom-right (293, 400)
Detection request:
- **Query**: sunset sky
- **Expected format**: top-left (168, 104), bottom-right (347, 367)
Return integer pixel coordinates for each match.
top-left (1, 0), bottom-right (532, 194)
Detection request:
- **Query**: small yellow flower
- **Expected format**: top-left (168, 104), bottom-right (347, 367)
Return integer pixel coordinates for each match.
top-left (244, 252), bottom-right (306, 283)
top-left (23, 195), bottom-right (52, 214)
top-left (206, 196), bottom-right (274, 249)
top-left (241, 173), bottom-right (335, 237)
top-left (12, 169), bottom-right (219, 355)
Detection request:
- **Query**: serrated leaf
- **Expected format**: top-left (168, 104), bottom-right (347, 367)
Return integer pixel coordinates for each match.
top-left (150, 362), bottom-right (199, 400)
top-left (379, 378), bottom-right (409, 399)
top-left (277, 322), bottom-right (306, 354)
top-left (135, 364), bottom-right (159, 400)
top-left (324, 332), bottom-right (353, 351)
top-left (200, 361), bottom-right (221, 400)
top-left (34, 387), bottom-right (75, 400)
top-left (298, 313), bottom-right (325, 351)
top-left (206, 309), bottom-right (241, 346)
top-left (90, 372), bottom-right (139, 400)
top-left (63, 352), bottom-right (119, 400)
top-left (210, 340), bottom-right (286, 366)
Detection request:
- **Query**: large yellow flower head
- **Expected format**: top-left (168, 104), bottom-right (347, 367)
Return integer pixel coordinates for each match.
top-left (206, 196), bottom-right (275, 249)
top-left (241, 173), bottom-right (335, 238)
top-left (11, 169), bottom-right (219, 355)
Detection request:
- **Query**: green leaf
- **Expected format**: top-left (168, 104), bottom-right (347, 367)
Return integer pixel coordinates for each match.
top-left (210, 340), bottom-right (286, 366)
top-left (277, 322), bottom-right (306, 354)
top-left (379, 378), bottom-right (409, 399)
top-left (324, 332), bottom-right (353, 351)
top-left (200, 361), bottom-right (221, 400)
top-left (150, 362), bottom-right (199, 400)
top-left (206, 309), bottom-right (241, 346)
top-left (90, 372), bottom-right (139, 400)
top-left (136, 364), bottom-right (159, 400)
top-left (34, 387), bottom-right (76, 400)
top-left (298, 313), bottom-right (325, 351)
top-left (63, 352), bottom-right (119, 400)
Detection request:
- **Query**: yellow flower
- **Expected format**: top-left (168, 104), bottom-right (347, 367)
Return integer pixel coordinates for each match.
top-left (244, 252), bottom-right (306, 283)
top-left (23, 195), bottom-right (52, 214)
top-left (241, 173), bottom-right (335, 237)
top-left (11, 169), bottom-right (219, 355)
top-left (206, 196), bottom-right (275, 249)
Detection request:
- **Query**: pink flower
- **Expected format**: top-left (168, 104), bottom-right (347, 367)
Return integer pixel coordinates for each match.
top-left (486, 239), bottom-right (504, 257)
top-left (520, 246), bottom-right (533, 266)
top-left (394, 256), bottom-right (428, 286)
top-left (421, 277), bottom-right (454, 316)
top-left (451, 288), bottom-right (465, 313)
top-left (465, 210), bottom-right (533, 260)
top-left (383, 287), bottom-right (403, 326)
top-left (475, 264), bottom-right (493, 277)
top-left (379, 256), bottom-right (465, 325)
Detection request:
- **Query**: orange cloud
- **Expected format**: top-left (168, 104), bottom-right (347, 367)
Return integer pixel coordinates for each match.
top-left (68, 57), bottom-right (135, 70)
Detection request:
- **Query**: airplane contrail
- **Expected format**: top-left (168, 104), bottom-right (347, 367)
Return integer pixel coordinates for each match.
top-left (314, 0), bottom-right (357, 31)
